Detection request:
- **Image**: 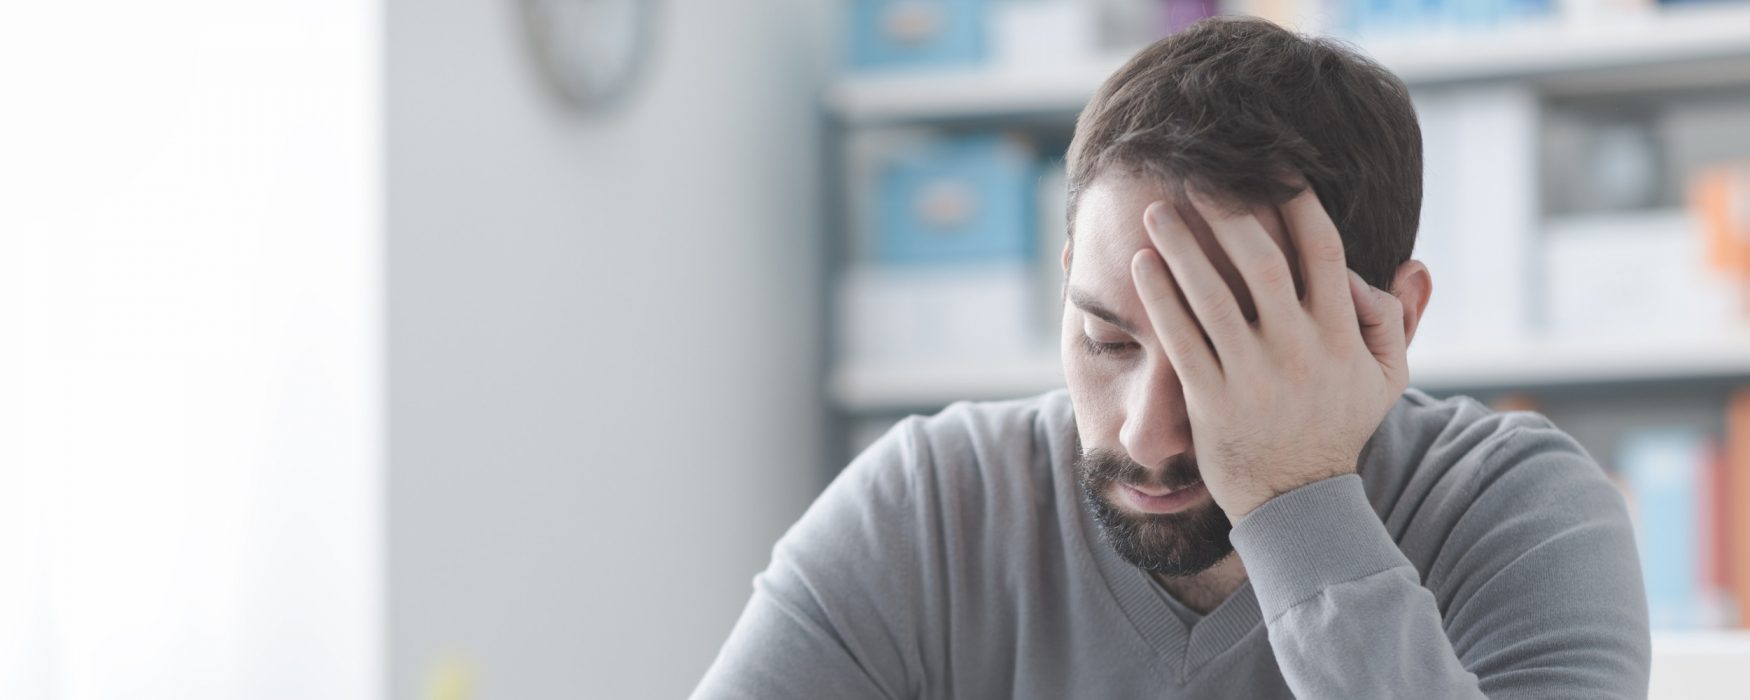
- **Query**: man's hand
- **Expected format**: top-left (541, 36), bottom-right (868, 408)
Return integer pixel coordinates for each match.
top-left (1129, 186), bottom-right (1409, 522)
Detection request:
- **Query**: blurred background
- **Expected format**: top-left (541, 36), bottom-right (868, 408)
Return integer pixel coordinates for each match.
top-left (2, 0), bottom-right (1749, 698)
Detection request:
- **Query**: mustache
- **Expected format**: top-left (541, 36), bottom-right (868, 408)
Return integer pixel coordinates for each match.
top-left (1075, 444), bottom-right (1202, 491)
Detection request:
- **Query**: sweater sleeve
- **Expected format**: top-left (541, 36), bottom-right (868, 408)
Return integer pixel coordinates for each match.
top-left (690, 419), bottom-right (922, 700)
top-left (1229, 432), bottom-right (1650, 699)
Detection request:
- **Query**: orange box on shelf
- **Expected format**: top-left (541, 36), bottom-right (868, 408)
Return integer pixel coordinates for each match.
top-left (1691, 164), bottom-right (1750, 319)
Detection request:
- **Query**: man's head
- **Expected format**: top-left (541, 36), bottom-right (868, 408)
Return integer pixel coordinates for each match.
top-left (1060, 18), bottom-right (1432, 577)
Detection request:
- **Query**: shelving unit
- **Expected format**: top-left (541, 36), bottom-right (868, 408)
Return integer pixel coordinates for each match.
top-left (824, 1), bottom-right (1750, 421)
top-left (820, 6), bottom-right (1750, 692)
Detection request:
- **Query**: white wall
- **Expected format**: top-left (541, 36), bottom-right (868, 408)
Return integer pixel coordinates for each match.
top-left (386, 1), bottom-right (827, 697)
top-left (0, 3), bottom-right (382, 699)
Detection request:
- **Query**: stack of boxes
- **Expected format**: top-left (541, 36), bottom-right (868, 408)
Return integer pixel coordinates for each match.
top-left (837, 132), bottom-right (1064, 367)
top-left (836, 1), bottom-right (1195, 371)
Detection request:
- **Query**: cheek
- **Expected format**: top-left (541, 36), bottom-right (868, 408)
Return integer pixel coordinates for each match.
top-left (1060, 315), bottom-right (1089, 383)
top-left (1060, 336), bottom-right (1126, 411)
top-left (1060, 314), bottom-right (1098, 392)
top-left (1064, 369), bottom-right (1125, 450)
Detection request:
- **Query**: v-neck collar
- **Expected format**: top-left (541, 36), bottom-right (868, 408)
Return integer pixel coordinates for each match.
top-left (1079, 498), bottom-right (1265, 681)
top-left (1047, 390), bottom-right (1265, 682)
top-left (1044, 387), bottom-right (1411, 684)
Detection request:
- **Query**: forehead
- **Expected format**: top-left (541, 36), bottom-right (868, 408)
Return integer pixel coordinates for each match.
top-left (1070, 174), bottom-right (1177, 291)
top-left (1068, 173), bottom-right (1293, 304)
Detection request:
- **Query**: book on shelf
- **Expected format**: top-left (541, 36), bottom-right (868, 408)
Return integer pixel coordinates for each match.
top-left (1726, 386), bottom-right (1750, 628)
top-left (1617, 424), bottom-right (1735, 629)
top-left (1614, 388), bottom-right (1750, 631)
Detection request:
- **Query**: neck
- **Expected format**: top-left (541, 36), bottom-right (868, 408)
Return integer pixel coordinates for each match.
top-left (1153, 553), bottom-right (1248, 615)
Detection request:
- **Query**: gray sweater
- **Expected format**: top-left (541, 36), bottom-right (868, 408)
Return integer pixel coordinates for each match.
top-left (693, 388), bottom-right (1651, 699)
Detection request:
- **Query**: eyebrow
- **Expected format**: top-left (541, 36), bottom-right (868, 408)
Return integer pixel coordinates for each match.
top-left (1068, 287), bottom-right (1139, 335)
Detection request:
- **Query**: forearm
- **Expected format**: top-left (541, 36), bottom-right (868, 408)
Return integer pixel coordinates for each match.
top-left (1230, 475), bottom-right (1485, 699)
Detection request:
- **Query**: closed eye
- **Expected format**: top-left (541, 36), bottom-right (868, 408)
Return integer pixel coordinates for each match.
top-left (1079, 333), bottom-right (1137, 357)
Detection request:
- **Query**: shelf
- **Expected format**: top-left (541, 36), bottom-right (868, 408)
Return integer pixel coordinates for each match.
top-left (1651, 630), bottom-right (1750, 700)
top-left (828, 4), bottom-right (1750, 125)
top-left (831, 328), bottom-right (1750, 412)
top-left (830, 353), bottom-right (1066, 412)
top-left (1406, 328), bottom-right (1750, 392)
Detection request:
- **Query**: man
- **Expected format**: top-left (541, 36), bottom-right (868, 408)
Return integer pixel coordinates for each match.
top-left (694, 17), bottom-right (1649, 699)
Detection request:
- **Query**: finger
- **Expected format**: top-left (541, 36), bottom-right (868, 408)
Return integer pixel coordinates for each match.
top-left (1143, 200), bottom-right (1255, 365)
top-left (1183, 188), bottom-right (1303, 332)
top-left (1133, 248), bottom-right (1222, 384)
top-left (1280, 187), bottom-right (1358, 330)
top-left (1349, 269), bottom-right (1407, 384)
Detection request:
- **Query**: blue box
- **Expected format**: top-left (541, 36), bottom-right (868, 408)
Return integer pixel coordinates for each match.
top-left (848, 0), bottom-right (987, 71)
top-left (874, 133), bottom-right (1040, 265)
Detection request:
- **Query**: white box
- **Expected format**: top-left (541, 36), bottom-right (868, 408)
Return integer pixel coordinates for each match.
top-left (1544, 208), bottom-right (1740, 337)
top-left (838, 260), bottom-right (1045, 364)
top-left (1412, 85), bottom-right (1541, 346)
top-left (991, 0), bottom-right (1097, 69)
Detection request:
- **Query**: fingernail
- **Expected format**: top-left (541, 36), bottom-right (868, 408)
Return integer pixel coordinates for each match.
top-left (1133, 250), bottom-right (1154, 276)
top-left (1145, 202), bottom-right (1170, 229)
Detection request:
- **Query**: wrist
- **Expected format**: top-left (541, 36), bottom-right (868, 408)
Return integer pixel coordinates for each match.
top-left (1227, 474), bottom-right (1408, 621)
top-left (1221, 465), bottom-right (1357, 524)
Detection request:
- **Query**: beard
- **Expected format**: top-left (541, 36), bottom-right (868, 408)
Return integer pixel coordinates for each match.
top-left (1073, 436), bottom-right (1235, 577)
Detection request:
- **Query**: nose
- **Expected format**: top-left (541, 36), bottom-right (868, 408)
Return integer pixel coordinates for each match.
top-left (1117, 360), bottom-right (1193, 471)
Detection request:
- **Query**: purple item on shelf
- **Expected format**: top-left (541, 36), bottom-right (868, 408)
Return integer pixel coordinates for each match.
top-left (1163, 0), bottom-right (1219, 33)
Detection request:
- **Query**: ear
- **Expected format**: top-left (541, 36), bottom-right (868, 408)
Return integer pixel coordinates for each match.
top-left (1061, 238), bottom-right (1073, 275)
top-left (1388, 259), bottom-right (1432, 349)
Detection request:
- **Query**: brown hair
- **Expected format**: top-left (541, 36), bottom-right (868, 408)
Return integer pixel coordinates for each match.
top-left (1064, 17), bottom-right (1422, 290)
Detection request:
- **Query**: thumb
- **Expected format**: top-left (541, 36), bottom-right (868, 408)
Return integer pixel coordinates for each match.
top-left (1348, 269), bottom-right (1408, 380)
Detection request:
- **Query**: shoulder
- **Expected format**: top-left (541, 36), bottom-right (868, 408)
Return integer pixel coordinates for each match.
top-left (1371, 391), bottom-right (1650, 692)
top-left (1373, 388), bottom-right (1643, 605)
top-left (899, 388), bottom-right (1072, 490)
top-left (1369, 388), bottom-right (1619, 517)
top-left (1366, 388), bottom-right (1641, 603)
top-left (788, 388), bottom-right (1072, 559)
top-left (752, 389), bottom-right (1073, 662)
top-left (829, 389), bottom-right (1074, 547)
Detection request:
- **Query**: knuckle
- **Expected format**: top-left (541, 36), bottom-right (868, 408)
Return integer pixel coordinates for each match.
top-left (1187, 327), bottom-right (1219, 356)
top-left (1197, 293), bottom-right (1240, 325)
top-left (1311, 240), bottom-right (1347, 265)
top-left (1256, 258), bottom-right (1294, 290)
top-left (1169, 331), bottom-right (1204, 360)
